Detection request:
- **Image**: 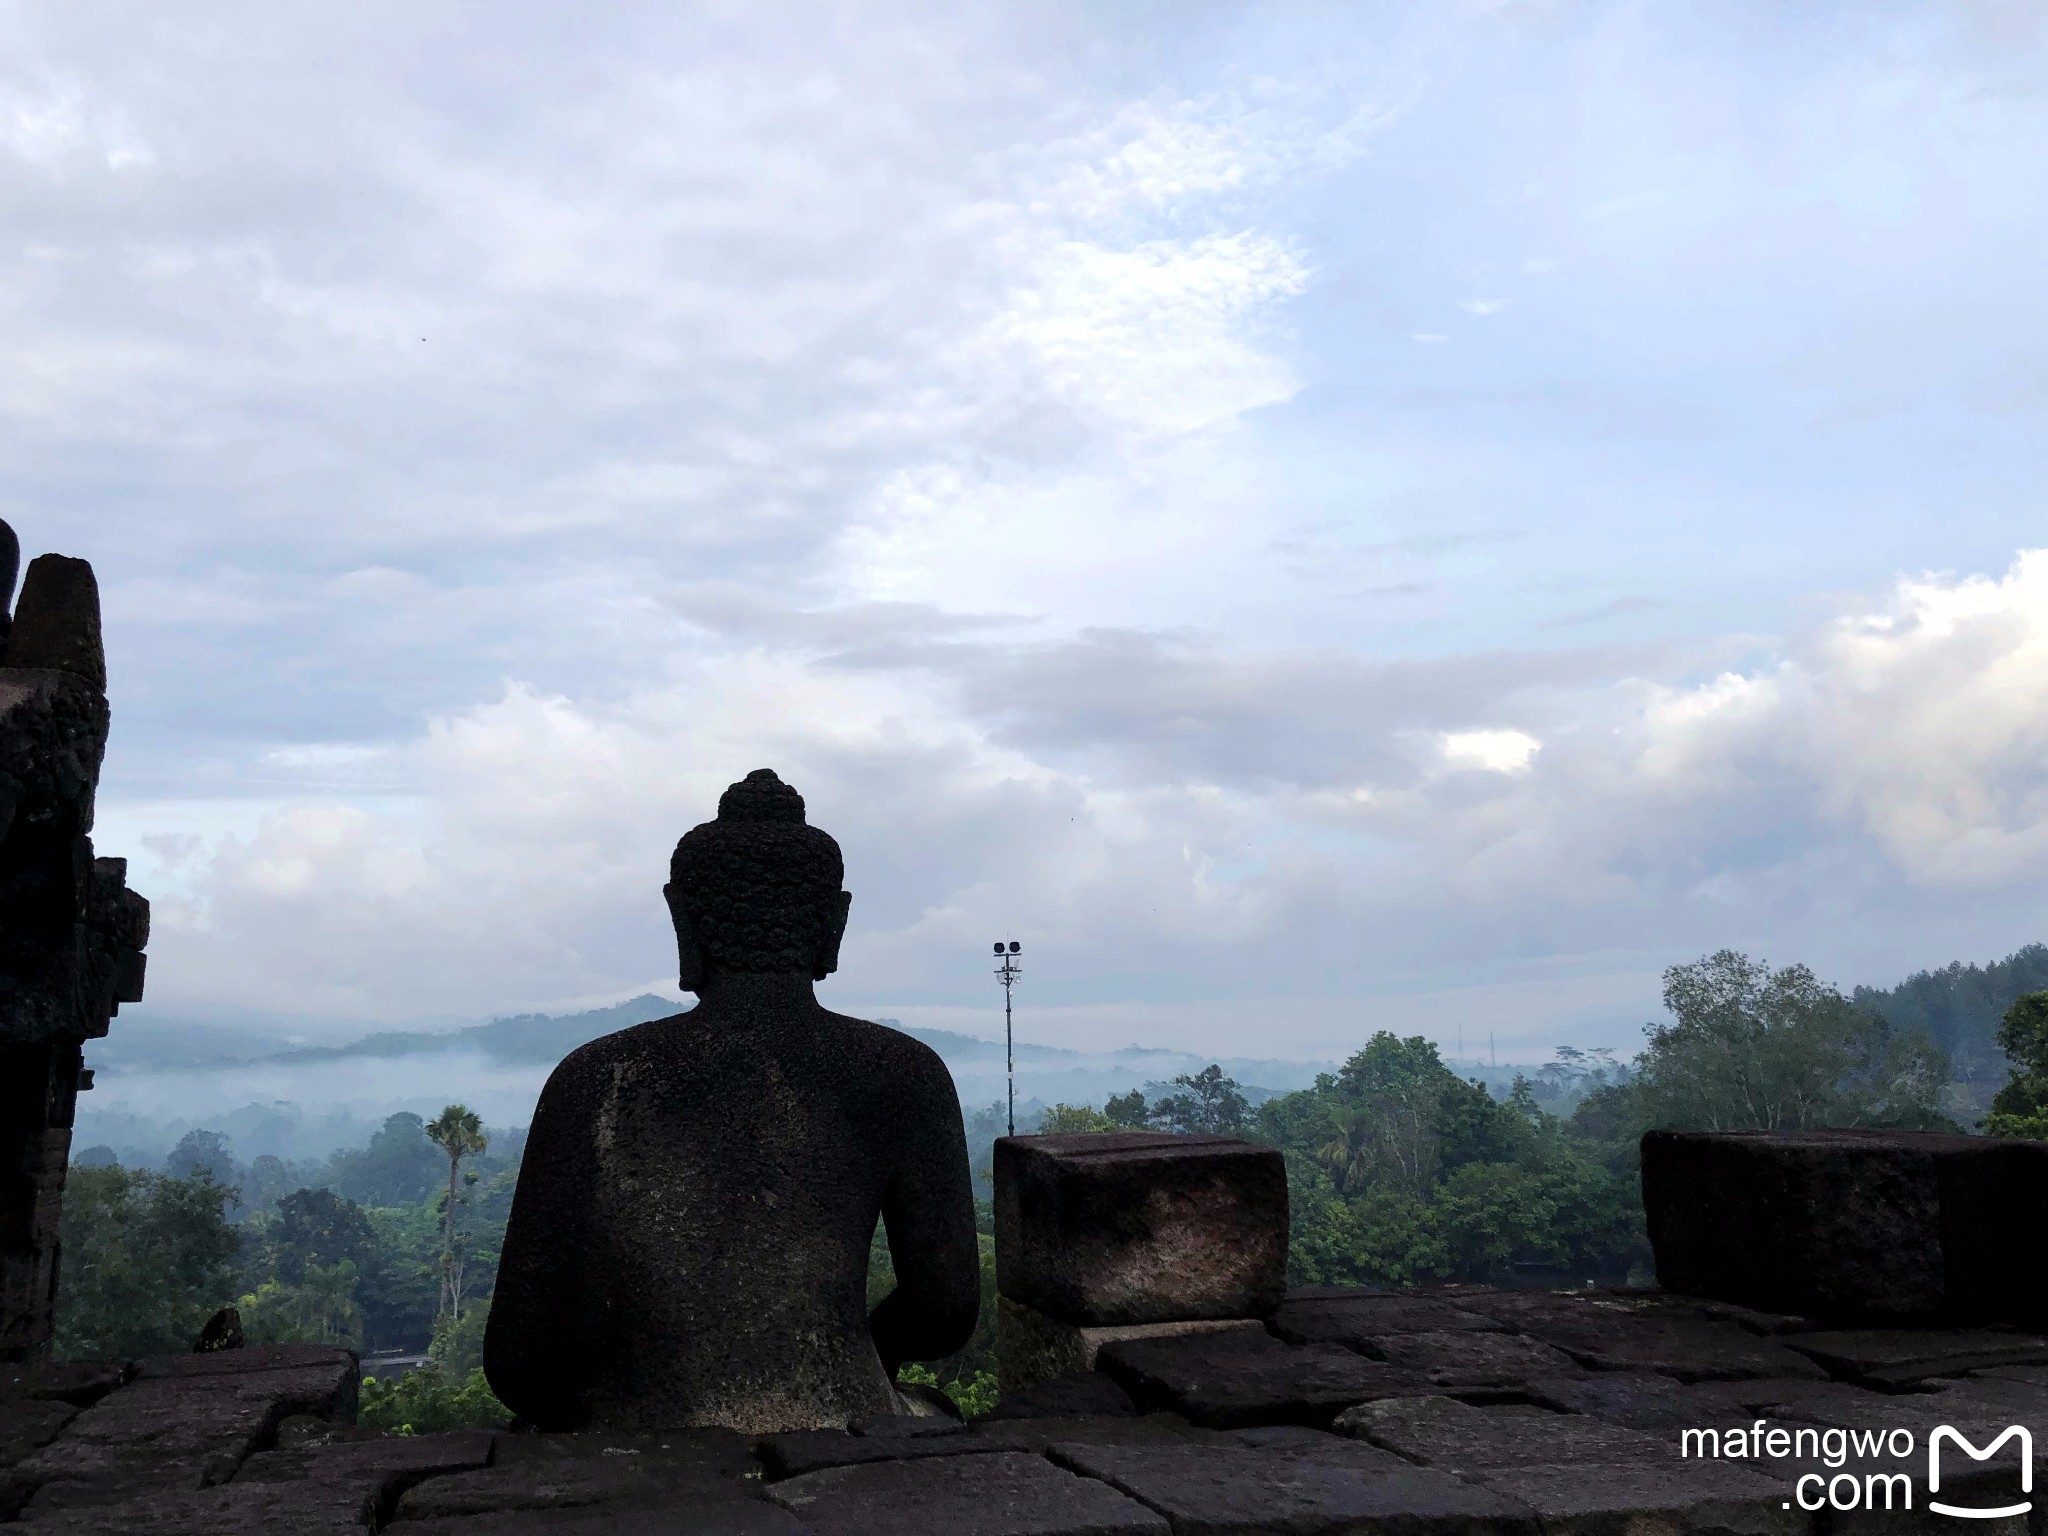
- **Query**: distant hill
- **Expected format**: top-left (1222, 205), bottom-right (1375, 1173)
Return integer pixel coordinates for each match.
top-left (1855, 942), bottom-right (2048, 1106)
top-left (267, 994), bottom-right (687, 1066)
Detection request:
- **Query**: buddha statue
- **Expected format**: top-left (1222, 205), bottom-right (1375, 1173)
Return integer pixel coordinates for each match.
top-left (484, 770), bottom-right (980, 1433)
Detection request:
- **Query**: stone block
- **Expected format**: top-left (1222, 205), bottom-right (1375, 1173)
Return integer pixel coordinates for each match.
top-left (981, 1372), bottom-right (1138, 1422)
top-left (1507, 1310), bottom-right (1828, 1382)
top-left (11, 1479), bottom-right (388, 1533)
top-left (758, 1428), bottom-right (1006, 1481)
top-left (5, 555), bottom-right (105, 689)
top-left (1095, 1328), bottom-right (1428, 1430)
top-left (1050, 1434), bottom-right (1540, 1536)
top-left (998, 1294), bottom-right (1264, 1389)
top-left (1522, 1373), bottom-right (1905, 1438)
top-left (2, 1359), bottom-right (130, 1407)
top-left (765, 1449), bottom-right (1171, 1535)
top-left (399, 1506), bottom-right (808, 1534)
top-left (1779, 1329), bottom-right (2048, 1386)
top-left (1357, 1330), bottom-right (1583, 1392)
top-left (962, 1414), bottom-right (1201, 1456)
top-left (1641, 1128), bottom-right (2048, 1326)
top-left (1465, 1459), bottom-right (1802, 1536)
top-left (22, 1355), bottom-right (361, 1509)
top-left (1334, 1395), bottom-right (1674, 1470)
top-left (1268, 1292), bottom-right (1503, 1349)
top-left (133, 1342), bottom-right (358, 1384)
top-left (392, 1428), bottom-right (754, 1520)
top-left (994, 1132), bottom-right (1286, 1326)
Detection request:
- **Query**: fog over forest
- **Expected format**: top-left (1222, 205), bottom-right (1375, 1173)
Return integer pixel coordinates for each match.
top-left (74, 941), bottom-right (2043, 1170)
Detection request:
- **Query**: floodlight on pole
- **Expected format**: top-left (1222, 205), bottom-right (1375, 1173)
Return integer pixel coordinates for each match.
top-left (993, 940), bottom-right (1022, 1135)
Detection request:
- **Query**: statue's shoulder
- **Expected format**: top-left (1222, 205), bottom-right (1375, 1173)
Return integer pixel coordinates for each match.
top-left (542, 1011), bottom-right (699, 1084)
top-left (819, 1010), bottom-right (952, 1077)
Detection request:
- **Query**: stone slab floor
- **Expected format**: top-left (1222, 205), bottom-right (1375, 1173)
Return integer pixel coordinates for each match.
top-left (6, 1287), bottom-right (2048, 1534)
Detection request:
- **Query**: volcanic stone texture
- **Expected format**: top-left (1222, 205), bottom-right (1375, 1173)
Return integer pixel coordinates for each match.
top-left (1094, 1327), bottom-right (1430, 1430)
top-left (1051, 1428), bottom-right (1540, 1536)
top-left (994, 1133), bottom-right (1287, 1327)
top-left (18, 1345), bottom-right (359, 1513)
top-left (767, 1450), bottom-right (1172, 1536)
top-left (997, 1295), bottom-right (1265, 1390)
top-left (0, 539), bottom-right (150, 1365)
top-left (1641, 1128), bottom-right (2048, 1326)
top-left (21, 1283), bottom-right (2048, 1536)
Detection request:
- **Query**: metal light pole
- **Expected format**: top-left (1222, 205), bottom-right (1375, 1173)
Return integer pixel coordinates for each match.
top-left (993, 940), bottom-right (1021, 1134)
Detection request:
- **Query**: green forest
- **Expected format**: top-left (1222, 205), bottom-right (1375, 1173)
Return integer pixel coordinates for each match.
top-left (54, 945), bottom-right (2048, 1429)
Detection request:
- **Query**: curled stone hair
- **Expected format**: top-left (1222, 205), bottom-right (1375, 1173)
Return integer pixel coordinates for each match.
top-left (668, 769), bottom-right (845, 974)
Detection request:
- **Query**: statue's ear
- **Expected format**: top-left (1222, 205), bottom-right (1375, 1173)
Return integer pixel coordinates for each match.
top-left (813, 890), bottom-right (852, 981)
top-left (665, 883), bottom-right (706, 995)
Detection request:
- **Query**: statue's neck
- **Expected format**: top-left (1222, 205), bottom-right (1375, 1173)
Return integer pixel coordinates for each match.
top-left (691, 969), bottom-right (820, 1013)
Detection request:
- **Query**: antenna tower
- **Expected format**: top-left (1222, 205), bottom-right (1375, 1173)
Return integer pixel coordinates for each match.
top-left (993, 940), bottom-right (1021, 1134)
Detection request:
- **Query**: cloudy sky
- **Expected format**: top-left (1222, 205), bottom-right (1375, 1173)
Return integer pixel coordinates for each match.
top-left (7, 0), bottom-right (2048, 1061)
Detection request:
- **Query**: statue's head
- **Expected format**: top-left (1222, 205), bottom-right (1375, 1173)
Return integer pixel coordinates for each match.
top-left (663, 769), bottom-right (851, 992)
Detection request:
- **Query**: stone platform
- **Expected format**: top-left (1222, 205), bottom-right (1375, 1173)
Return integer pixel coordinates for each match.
top-left (7, 1290), bottom-right (2048, 1533)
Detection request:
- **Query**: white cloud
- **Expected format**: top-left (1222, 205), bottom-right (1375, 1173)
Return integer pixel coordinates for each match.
top-left (119, 548), bottom-right (2048, 1055)
top-left (1441, 728), bottom-right (1541, 773)
top-left (19, 2), bottom-right (2048, 1063)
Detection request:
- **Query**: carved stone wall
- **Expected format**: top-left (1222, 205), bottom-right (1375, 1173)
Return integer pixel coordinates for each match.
top-left (0, 521), bottom-right (149, 1362)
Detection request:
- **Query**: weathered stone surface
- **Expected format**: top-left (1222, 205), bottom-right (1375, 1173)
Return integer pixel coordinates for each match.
top-left (1508, 1309), bottom-right (1828, 1382)
top-left (137, 1341), bottom-right (356, 1384)
top-left (1268, 1293), bottom-right (1502, 1349)
top-left (1780, 1329), bottom-right (2048, 1385)
top-left (1095, 1328), bottom-right (1427, 1430)
top-left (1600, 1292), bottom-right (1814, 1337)
top-left (274, 1413), bottom-right (387, 1450)
top-left (5, 556), bottom-right (104, 689)
top-left (400, 1506), bottom-right (809, 1534)
top-left (0, 1396), bottom-right (79, 1464)
top-left (237, 1427), bottom-right (495, 1485)
top-left (1523, 1372), bottom-right (1911, 1437)
top-left (487, 770), bottom-right (980, 1434)
top-left (2, 1360), bottom-right (129, 1407)
top-left (998, 1294), bottom-right (1264, 1389)
top-left (964, 1415), bottom-right (1203, 1457)
top-left (392, 1428), bottom-right (754, 1520)
top-left (759, 1427), bottom-right (1004, 1481)
top-left (760, 1413), bottom-right (1206, 1482)
top-left (1642, 1128), bottom-right (2048, 1327)
top-left (0, 1397), bottom-right (78, 1517)
top-left (1466, 1458), bottom-right (1800, 1536)
top-left (11, 1479), bottom-right (380, 1533)
top-left (852, 1411), bottom-right (971, 1438)
top-left (21, 1356), bottom-right (360, 1510)
top-left (1359, 1329), bottom-right (1582, 1391)
top-left (1051, 1433), bottom-right (1540, 1536)
top-left (994, 1132), bottom-right (1287, 1327)
top-left (0, 533), bottom-right (147, 1367)
top-left (981, 1372), bottom-right (1138, 1422)
top-left (1335, 1395), bottom-right (1674, 1469)
top-left (1519, 1372), bottom-right (1708, 1434)
top-left (766, 1450), bottom-right (1170, 1535)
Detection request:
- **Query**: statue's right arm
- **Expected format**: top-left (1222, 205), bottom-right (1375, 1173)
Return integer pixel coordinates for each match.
top-left (869, 1048), bottom-right (980, 1376)
top-left (482, 1064), bottom-right (595, 1427)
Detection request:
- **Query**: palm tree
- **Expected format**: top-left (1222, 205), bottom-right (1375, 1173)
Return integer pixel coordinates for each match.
top-left (425, 1105), bottom-right (488, 1322)
top-left (1316, 1106), bottom-right (1376, 1197)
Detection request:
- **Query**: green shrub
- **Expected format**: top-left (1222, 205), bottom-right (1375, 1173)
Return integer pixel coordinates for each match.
top-left (896, 1362), bottom-right (999, 1419)
top-left (359, 1363), bottom-right (511, 1434)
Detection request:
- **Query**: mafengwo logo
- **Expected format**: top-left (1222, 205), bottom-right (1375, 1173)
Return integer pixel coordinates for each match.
top-left (1680, 1421), bottom-right (2032, 1517)
top-left (1929, 1426), bottom-right (2032, 1520)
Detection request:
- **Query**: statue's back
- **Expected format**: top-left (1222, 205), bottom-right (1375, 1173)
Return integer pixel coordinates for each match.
top-left (487, 1005), bottom-right (969, 1432)
top-left (484, 769), bottom-right (979, 1433)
